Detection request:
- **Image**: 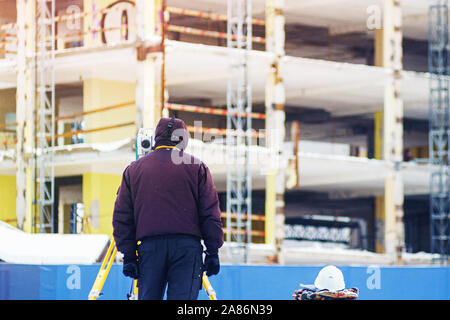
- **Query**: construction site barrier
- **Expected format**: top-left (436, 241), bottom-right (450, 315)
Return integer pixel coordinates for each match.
top-left (53, 121), bottom-right (135, 140)
top-left (221, 212), bottom-right (265, 222)
top-left (0, 40), bottom-right (17, 46)
top-left (51, 5), bottom-right (265, 26)
top-left (1, 263), bottom-right (449, 300)
top-left (0, 99), bottom-right (267, 147)
top-left (50, 25), bottom-right (129, 41)
top-left (166, 24), bottom-right (265, 44)
top-left (0, 6), bottom-right (264, 29)
top-left (167, 103), bottom-right (265, 119)
top-left (0, 5), bottom-right (266, 54)
top-left (18, 23), bottom-right (265, 45)
top-left (0, 23), bottom-right (16, 31)
top-left (0, 99), bottom-right (264, 129)
top-left (167, 6), bottom-right (265, 26)
top-left (224, 228), bottom-right (265, 237)
top-left (187, 125), bottom-right (266, 139)
top-left (0, 101), bottom-right (134, 132)
top-left (220, 212), bottom-right (266, 238)
top-left (0, 102), bottom-right (135, 148)
top-left (0, 49), bottom-right (16, 54)
top-left (56, 101), bottom-right (135, 121)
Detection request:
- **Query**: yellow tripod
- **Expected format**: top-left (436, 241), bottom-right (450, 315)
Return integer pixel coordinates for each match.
top-left (88, 238), bottom-right (217, 300)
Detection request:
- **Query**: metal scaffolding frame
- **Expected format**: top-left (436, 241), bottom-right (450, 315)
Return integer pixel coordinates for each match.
top-left (226, 0), bottom-right (253, 263)
top-left (34, 0), bottom-right (56, 233)
top-left (429, 0), bottom-right (450, 264)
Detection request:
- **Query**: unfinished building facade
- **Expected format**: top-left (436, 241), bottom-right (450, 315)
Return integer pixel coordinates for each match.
top-left (0, 0), bottom-right (441, 265)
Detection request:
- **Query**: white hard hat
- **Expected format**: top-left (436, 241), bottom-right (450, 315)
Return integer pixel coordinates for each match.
top-left (314, 265), bottom-right (345, 292)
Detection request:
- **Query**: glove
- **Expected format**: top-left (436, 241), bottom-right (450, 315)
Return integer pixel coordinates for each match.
top-left (122, 253), bottom-right (139, 279)
top-left (204, 252), bottom-right (220, 277)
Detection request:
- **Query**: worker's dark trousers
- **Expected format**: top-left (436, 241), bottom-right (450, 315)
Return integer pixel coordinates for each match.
top-left (137, 234), bottom-right (204, 300)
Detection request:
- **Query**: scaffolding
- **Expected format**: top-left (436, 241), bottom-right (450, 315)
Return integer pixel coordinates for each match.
top-left (34, 0), bottom-right (56, 233)
top-left (226, 0), bottom-right (253, 263)
top-left (429, 0), bottom-right (450, 264)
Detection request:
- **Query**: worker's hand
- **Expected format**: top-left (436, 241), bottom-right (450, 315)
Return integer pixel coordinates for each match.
top-left (204, 252), bottom-right (220, 276)
top-left (123, 254), bottom-right (139, 279)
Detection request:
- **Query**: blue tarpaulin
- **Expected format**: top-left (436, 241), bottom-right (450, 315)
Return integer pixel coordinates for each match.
top-left (0, 263), bottom-right (448, 300)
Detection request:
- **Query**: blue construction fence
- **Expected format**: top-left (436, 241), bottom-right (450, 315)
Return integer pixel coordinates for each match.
top-left (0, 263), bottom-right (448, 300)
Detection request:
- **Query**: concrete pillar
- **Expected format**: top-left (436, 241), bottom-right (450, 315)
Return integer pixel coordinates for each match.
top-left (135, 0), bottom-right (164, 129)
top-left (265, 0), bottom-right (286, 264)
top-left (265, 168), bottom-right (277, 246)
top-left (373, 0), bottom-right (405, 261)
top-left (16, 0), bottom-right (35, 232)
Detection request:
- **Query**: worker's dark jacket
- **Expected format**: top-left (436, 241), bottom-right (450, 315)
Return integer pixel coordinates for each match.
top-left (112, 118), bottom-right (224, 258)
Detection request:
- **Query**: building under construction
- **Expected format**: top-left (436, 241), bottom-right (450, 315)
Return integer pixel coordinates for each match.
top-left (0, 0), bottom-right (449, 300)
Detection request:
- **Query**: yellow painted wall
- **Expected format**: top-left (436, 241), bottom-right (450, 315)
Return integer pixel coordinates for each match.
top-left (83, 78), bottom-right (136, 143)
top-left (82, 172), bottom-right (122, 236)
top-left (0, 175), bottom-right (17, 227)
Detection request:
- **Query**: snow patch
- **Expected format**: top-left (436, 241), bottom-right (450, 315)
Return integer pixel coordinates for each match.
top-left (0, 220), bottom-right (109, 265)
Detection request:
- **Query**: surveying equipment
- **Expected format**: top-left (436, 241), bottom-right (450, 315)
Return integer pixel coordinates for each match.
top-left (202, 270), bottom-right (217, 300)
top-left (88, 238), bottom-right (117, 300)
top-left (136, 128), bottom-right (155, 159)
top-left (88, 128), bottom-right (218, 300)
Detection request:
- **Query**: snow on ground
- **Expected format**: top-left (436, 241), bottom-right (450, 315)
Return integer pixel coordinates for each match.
top-left (220, 240), bottom-right (438, 266)
top-left (0, 219), bottom-right (438, 266)
top-left (0, 221), bottom-right (109, 264)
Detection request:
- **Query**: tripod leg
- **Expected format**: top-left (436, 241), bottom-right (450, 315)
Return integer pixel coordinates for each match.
top-left (88, 239), bottom-right (117, 300)
top-left (202, 273), bottom-right (217, 300)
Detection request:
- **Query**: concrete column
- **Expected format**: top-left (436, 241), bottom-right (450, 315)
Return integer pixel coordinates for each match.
top-left (135, 0), bottom-right (164, 129)
top-left (265, 168), bottom-right (277, 246)
top-left (374, 0), bottom-right (404, 261)
top-left (16, 0), bottom-right (35, 232)
top-left (265, 0), bottom-right (286, 264)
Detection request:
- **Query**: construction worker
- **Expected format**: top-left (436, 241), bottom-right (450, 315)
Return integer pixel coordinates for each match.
top-left (112, 117), bottom-right (224, 300)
